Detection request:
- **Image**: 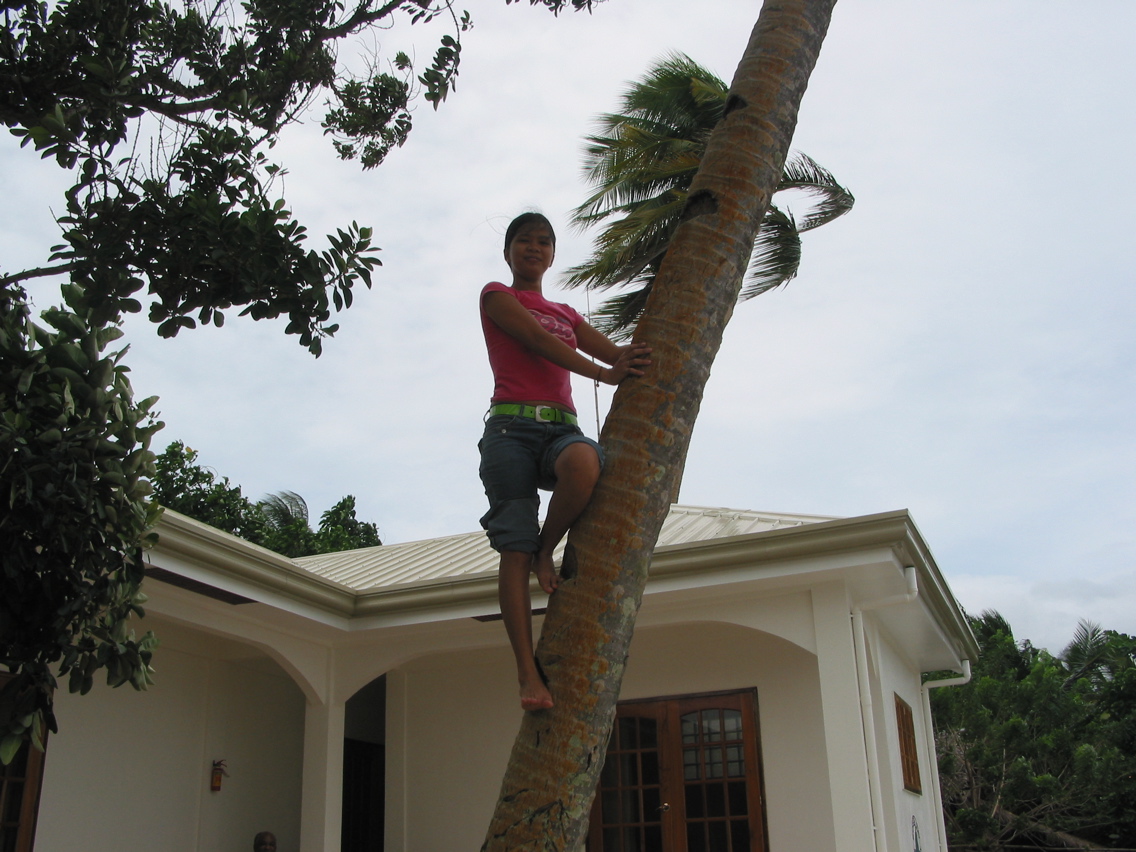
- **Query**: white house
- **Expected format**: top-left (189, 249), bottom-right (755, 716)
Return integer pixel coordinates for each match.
top-left (25, 504), bottom-right (976, 852)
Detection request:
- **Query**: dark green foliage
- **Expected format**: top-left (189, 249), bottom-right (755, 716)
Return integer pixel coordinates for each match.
top-left (324, 71), bottom-right (414, 169)
top-left (150, 440), bottom-right (268, 541)
top-left (312, 494), bottom-right (381, 553)
top-left (931, 612), bottom-right (1136, 850)
top-left (566, 53), bottom-right (855, 338)
top-left (0, 282), bottom-right (162, 764)
top-left (0, 0), bottom-right (420, 353)
top-left (151, 441), bottom-right (381, 557)
top-left (256, 490), bottom-right (381, 556)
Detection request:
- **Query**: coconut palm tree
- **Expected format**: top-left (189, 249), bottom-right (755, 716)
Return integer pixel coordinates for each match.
top-left (483, 2), bottom-right (839, 849)
top-left (256, 490), bottom-right (381, 556)
top-left (257, 490), bottom-right (318, 557)
top-left (258, 490), bottom-right (311, 531)
top-left (565, 52), bottom-right (854, 339)
top-left (1060, 619), bottom-right (1136, 688)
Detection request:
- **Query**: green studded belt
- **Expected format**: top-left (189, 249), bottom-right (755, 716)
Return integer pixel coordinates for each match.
top-left (489, 403), bottom-right (578, 425)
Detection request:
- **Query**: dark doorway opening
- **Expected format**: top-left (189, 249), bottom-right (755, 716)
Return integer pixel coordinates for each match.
top-left (342, 674), bottom-right (386, 852)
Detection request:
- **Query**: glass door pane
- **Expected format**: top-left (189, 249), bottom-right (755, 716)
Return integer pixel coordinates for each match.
top-left (680, 709), bottom-right (750, 852)
top-left (596, 714), bottom-right (666, 852)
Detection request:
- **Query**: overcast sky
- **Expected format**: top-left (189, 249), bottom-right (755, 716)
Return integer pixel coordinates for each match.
top-left (4, 0), bottom-right (1134, 653)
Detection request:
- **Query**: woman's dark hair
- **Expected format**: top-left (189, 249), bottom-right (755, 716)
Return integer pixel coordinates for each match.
top-left (504, 212), bottom-right (556, 252)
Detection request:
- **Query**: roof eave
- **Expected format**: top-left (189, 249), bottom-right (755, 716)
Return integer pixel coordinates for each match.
top-left (649, 509), bottom-right (978, 661)
top-left (149, 508), bottom-right (978, 661)
top-left (151, 509), bottom-right (358, 616)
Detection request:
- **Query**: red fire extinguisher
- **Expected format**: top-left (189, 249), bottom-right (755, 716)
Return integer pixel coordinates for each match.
top-left (211, 760), bottom-right (228, 792)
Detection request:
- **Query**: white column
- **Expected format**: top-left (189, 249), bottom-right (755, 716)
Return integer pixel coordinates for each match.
top-left (300, 697), bottom-right (346, 852)
top-left (812, 582), bottom-right (876, 852)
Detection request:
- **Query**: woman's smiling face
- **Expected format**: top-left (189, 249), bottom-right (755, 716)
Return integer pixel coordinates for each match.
top-left (505, 222), bottom-right (555, 285)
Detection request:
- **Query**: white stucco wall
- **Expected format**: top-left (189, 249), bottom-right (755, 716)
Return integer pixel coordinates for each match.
top-left (36, 619), bottom-right (306, 852)
top-left (873, 624), bottom-right (947, 852)
top-left (385, 618), bottom-right (835, 852)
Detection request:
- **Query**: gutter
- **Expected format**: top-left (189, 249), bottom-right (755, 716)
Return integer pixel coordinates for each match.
top-left (852, 564), bottom-right (919, 852)
top-left (154, 509), bottom-right (920, 614)
top-left (921, 659), bottom-right (972, 852)
top-left (151, 510), bottom-right (357, 615)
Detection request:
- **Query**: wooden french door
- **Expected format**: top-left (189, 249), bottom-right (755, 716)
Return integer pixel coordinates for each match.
top-left (588, 690), bottom-right (768, 852)
top-left (0, 675), bottom-right (47, 852)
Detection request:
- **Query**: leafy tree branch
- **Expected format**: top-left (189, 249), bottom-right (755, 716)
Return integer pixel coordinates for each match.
top-left (1, 282), bottom-right (162, 765)
top-left (2, 0), bottom-right (602, 352)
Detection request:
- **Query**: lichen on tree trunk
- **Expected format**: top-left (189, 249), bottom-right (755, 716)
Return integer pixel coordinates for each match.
top-left (482, 2), bottom-right (839, 849)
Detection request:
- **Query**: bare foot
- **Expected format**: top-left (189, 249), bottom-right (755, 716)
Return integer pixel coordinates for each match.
top-left (520, 676), bottom-right (554, 711)
top-left (532, 550), bottom-right (560, 594)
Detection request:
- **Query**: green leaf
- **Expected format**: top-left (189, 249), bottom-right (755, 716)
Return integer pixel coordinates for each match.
top-left (0, 735), bottom-right (23, 766)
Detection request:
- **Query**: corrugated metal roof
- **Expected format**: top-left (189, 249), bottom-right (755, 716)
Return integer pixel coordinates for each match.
top-left (294, 504), bottom-right (835, 591)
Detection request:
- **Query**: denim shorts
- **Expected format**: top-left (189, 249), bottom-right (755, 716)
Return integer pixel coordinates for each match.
top-left (478, 414), bottom-right (604, 553)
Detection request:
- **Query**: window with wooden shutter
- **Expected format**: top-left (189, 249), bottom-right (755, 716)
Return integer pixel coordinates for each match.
top-left (894, 694), bottom-right (921, 794)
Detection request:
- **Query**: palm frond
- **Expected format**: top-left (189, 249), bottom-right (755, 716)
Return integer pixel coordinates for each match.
top-left (1061, 620), bottom-right (1109, 685)
top-left (568, 52), bottom-right (854, 338)
top-left (573, 52), bottom-right (725, 225)
top-left (777, 151), bottom-right (856, 232)
top-left (615, 52), bottom-right (727, 127)
top-left (688, 75), bottom-right (728, 107)
top-left (588, 287), bottom-right (653, 341)
top-left (742, 205), bottom-right (802, 300)
top-left (258, 490), bottom-right (310, 529)
top-left (564, 191), bottom-right (685, 291)
top-left (969, 609), bottom-right (1016, 644)
top-left (576, 128), bottom-right (704, 219)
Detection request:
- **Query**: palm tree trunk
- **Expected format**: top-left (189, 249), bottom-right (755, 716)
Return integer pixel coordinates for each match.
top-left (482, 2), bottom-right (838, 849)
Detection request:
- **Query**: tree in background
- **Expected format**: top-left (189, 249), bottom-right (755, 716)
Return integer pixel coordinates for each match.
top-left (150, 440), bottom-right (268, 541)
top-left (483, 2), bottom-right (839, 847)
top-left (257, 490), bottom-right (316, 556)
top-left (565, 52), bottom-right (854, 338)
top-left (303, 493), bottom-right (383, 554)
top-left (258, 490), bottom-right (381, 556)
top-left (930, 612), bottom-right (1136, 850)
top-left (152, 441), bottom-right (381, 556)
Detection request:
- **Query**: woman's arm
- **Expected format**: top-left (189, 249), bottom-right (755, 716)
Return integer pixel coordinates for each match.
top-left (483, 292), bottom-right (650, 385)
top-left (577, 321), bottom-right (653, 383)
top-left (575, 322), bottom-right (624, 365)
